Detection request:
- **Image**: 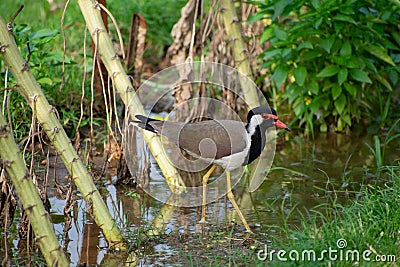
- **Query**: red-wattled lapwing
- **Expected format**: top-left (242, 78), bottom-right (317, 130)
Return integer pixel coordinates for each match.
top-left (134, 106), bottom-right (290, 232)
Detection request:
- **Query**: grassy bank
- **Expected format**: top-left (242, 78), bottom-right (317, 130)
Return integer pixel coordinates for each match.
top-left (254, 164), bottom-right (400, 266)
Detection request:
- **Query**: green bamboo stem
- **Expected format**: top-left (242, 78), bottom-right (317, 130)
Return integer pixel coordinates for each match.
top-left (76, 0), bottom-right (186, 194)
top-left (220, 0), bottom-right (260, 108)
top-left (0, 15), bottom-right (126, 250)
top-left (0, 113), bottom-right (69, 266)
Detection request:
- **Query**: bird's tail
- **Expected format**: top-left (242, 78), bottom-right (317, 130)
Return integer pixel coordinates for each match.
top-left (132, 115), bottom-right (160, 134)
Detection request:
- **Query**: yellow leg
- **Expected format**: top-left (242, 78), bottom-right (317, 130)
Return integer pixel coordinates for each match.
top-left (199, 164), bottom-right (217, 223)
top-left (226, 171), bottom-right (253, 233)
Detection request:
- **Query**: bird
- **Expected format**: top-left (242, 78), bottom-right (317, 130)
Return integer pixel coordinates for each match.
top-left (134, 106), bottom-right (290, 232)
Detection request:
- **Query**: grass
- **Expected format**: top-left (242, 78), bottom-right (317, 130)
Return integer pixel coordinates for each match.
top-left (253, 164), bottom-right (400, 266)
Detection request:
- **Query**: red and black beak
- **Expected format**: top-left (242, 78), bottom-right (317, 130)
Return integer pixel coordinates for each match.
top-left (261, 112), bottom-right (291, 132)
top-left (274, 119), bottom-right (291, 132)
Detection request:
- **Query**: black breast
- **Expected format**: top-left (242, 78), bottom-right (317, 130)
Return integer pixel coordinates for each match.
top-left (243, 125), bottom-right (266, 166)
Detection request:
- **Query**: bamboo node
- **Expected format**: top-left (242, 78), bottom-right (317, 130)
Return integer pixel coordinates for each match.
top-left (85, 189), bottom-right (96, 197)
top-left (92, 28), bottom-right (104, 37)
top-left (71, 157), bottom-right (79, 163)
top-left (0, 44), bottom-right (9, 53)
top-left (22, 172), bottom-right (30, 180)
top-left (126, 86), bottom-right (134, 92)
top-left (25, 204), bottom-right (37, 211)
top-left (30, 94), bottom-right (39, 103)
top-left (35, 234), bottom-right (47, 243)
top-left (0, 125), bottom-right (8, 137)
top-left (52, 127), bottom-right (60, 134)
top-left (219, 7), bottom-right (227, 12)
top-left (3, 160), bottom-right (13, 167)
top-left (21, 62), bottom-right (30, 71)
top-left (232, 17), bottom-right (239, 23)
top-left (49, 105), bottom-right (57, 113)
top-left (92, 1), bottom-right (100, 10)
top-left (6, 23), bottom-right (12, 32)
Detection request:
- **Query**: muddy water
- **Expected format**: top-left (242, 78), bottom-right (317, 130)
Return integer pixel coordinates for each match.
top-left (1, 132), bottom-right (399, 265)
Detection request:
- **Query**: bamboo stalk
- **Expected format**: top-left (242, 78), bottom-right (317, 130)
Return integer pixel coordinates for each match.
top-left (0, 15), bottom-right (126, 250)
top-left (219, 0), bottom-right (260, 108)
top-left (0, 113), bottom-right (69, 266)
top-left (76, 0), bottom-right (186, 194)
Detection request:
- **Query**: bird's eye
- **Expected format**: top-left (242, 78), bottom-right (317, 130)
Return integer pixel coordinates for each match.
top-left (261, 113), bottom-right (269, 119)
top-left (261, 113), bottom-right (277, 120)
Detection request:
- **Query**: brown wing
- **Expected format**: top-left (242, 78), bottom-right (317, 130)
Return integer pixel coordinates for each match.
top-left (148, 120), bottom-right (247, 159)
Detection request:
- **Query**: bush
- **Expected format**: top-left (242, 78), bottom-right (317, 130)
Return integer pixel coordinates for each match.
top-left (252, 0), bottom-right (400, 133)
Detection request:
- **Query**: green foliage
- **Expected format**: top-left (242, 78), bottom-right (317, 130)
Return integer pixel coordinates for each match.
top-left (0, 23), bottom-right (83, 140)
top-left (253, 0), bottom-right (400, 132)
top-left (108, 0), bottom-right (187, 58)
top-left (0, 0), bottom-right (189, 141)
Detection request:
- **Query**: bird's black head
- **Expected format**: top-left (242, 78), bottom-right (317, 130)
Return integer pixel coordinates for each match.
top-left (247, 106), bottom-right (291, 132)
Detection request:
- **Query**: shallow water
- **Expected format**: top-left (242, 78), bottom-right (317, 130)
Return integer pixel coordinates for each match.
top-left (1, 132), bottom-right (399, 265)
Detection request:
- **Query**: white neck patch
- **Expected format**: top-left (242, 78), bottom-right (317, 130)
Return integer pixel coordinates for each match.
top-left (247, 114), bottom-right (263, 135)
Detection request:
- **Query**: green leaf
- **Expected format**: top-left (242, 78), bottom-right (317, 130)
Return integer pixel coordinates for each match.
top-left (274, 27), bottom-right (288, 41)
top-left (320, 123), bottom-right (328, 132)
top-left (29, 29), bottom-right (58, 40)
top-left (314, 17), bottom-right (323, 29)
top-left (342, 114), bottom-right (352, 126)
top-left (272, 65), bottom-right (288, 88)
top-left (38, 77), bottom-right (53, 85)
top-left (344, 82), bottom-right (357, 97)
top-left (308, 81), bottom-right (319, 94)
top-left (297, 41), bottom-right (313, 50)
top-left (335, 94), bottom-right (346, 114)
top-left (340, 41), bottom-right (352, 57)
top-left (311, 0), bottom-right (321, 10)
top-left (364, 45), bottom-right (395, 66)
top-left (349, 69), bottom-right (372, 83)
top-left (272, 0), bottom-right (291, 21)
top-left (320, 36), bottom-right (336, 53)
top-left (317, 65), bottom-right (340, 78)
top-left (332, 84), bottom-right (342, 100)
top-left (293, 98), bottom-right (305, 116)
top-left (263, 49), bottom-right (281, 59)
top-left (248, 12), bottom-right (265, 24)
top-left (260, 28), bottom-right (273, 44)
top-left (333, 14), bottom-right (356, 24)
top-left (345, 56), bottom-right (360, 69)
top-left (337, 118), bottom-right (344, 131)
top-left (299, 51), bottom-right (320, 61)
top-left (392, 32), bottom-right (400, 47)
top-left (337, 68), bottom-right (348, 85)
top-left (388, 69), bottom-right (399, 85)
top-left (294, 66), bottom-right (307, 86)
top-left (372, 74), bottom-right (393, 91)
top-left (331, 38), bottom-right (343, 54)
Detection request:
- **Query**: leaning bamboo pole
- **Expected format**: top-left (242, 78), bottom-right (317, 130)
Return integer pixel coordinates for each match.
top-left (219, 0), bottom-right (260, 108)
top-left (76, 0), bottom-right (186, 194)
top-left (0, 15), bottom-right (126, 250)
top-left (0, 113), bottom-right (69, 266)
